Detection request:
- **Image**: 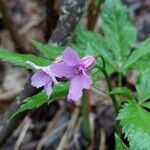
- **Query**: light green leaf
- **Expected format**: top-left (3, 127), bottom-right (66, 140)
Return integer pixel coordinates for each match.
top-left (111, 87), bottom-right (133, 99)
top-left (136, 73), bottom-right (150, 103)
top-left (102, 0), bottom-right (137, 70)
top-left (117, 101), bottom-right (150, 150)
top-left (123, 39), bottom-right (150, 70)
top-left (12, 83), bottom-right (68, 118)
top-left (31, 39), bottom-right (64, 60)
top-left (0, 49), bottom-right (49, 68)
top-left (115, 133), bottom-right (129, 150)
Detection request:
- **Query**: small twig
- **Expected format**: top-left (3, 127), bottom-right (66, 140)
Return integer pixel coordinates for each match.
top-left (45, 0), bottom-right (59, 41)
top-left (56, 108), bottom-right (79, 150)
top-left (14, 117), bottom-right (31, 150)
top-left (99, 129), bottom-right (106, 150)
top-left (0, 0), bottom-right (28, 53)
top-left (36, 109), bottom-right (64, 150)
top-left (87, 0), bottom-right (103, 31)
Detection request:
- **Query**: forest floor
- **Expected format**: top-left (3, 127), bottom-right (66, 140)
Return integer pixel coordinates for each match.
top-left (0, 0), bottom-right (149, 149)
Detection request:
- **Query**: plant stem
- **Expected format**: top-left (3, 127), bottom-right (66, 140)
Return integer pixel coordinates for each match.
top-left (98, 66), bottom-right (119, 114)
top-left (87, 0), bottom-right (103, 30)
top-left (45, 0), bottom-right (58, 41)
top-left (81, 90), bottom-right (91, 141)
top-left (96, 65), bottom-right (122, 136)
top-left (118, 72), bottom-right (122, 87)
top-left (94, 85), bottom-right (110, 96)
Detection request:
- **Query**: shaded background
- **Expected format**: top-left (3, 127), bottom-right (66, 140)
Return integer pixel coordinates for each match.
top-left (0, 0), bottom-right (149, 149)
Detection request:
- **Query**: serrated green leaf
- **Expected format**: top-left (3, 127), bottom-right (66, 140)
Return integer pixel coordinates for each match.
top-left (73, 25), bottom-right (107, 58)
top-left (101, 0), bottom-right (137, 70)
top-left (117, 101), bottom-right (150, 150)
top-left (115, 133), bottom-right (129, 150)
top-left (123, 39), bottom-right (150, 70)
top-left (73, 25), bottom-right (117, 71)
top-left (12, 83), bottom-right (68, 118)
top-left (136, 73), bottom-right (150, 103)
top-left (111, 87), bottom-right (133, 99)
top-left (84, 43), bottom-right (94, 56)
top-left (73, 25), bottom-right (104, 51)
top-left (0, 49), bottom-right (49, 68)
top-left (31, 39), bottom-right (64, 60)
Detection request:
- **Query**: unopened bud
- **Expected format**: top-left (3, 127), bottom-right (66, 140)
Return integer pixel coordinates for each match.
top-left (82, 55), bottom-right (96, 71)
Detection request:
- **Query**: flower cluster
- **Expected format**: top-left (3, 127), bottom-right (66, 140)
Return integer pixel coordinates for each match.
top-left (27, 47), bottom-right (96, 101)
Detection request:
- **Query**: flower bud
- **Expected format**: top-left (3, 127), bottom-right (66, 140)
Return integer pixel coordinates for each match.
top-left (82, 55), bottom-right (96, 71)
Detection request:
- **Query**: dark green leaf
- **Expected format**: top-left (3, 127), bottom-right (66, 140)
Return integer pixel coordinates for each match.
top-left (115, 133), bottom-right (129, 150)
top-left (111, 87), bottom-right (133, 99)
top-left (31, 39), bottom-right (64, 60)
top-left (117, 101), bottom-right (150, 150)
top-left (0, 49), bottom-right (49, 68)
top-left (12, 83), bottom-right (68, 118)
top-left (123, 39), bottom-right (150, 70)
top-left (102, 0), bottom-right (137, 71)
top-left (73, 25), bottom-right (104, 51)
top-left (140, 101), bottom-right (150, 110)
top-left (73, 25), bottom-right (117, 70)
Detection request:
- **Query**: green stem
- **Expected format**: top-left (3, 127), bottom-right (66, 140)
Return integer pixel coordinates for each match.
top-left (94, 85), bottom-right (110, 96)
top-left (118, 72), bottom-right (122, 87)
top-left (96, 65), bottom-right (121, 136)
top-left (81, 90), bottom-right (91, 141)
top-left (99, 66), bottom-right (119, 114)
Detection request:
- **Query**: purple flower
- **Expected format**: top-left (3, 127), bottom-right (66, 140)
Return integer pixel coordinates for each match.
top-left (27, 61), bottom-right (58, 97)
top-left (51, 47), bottom-right (96, 101)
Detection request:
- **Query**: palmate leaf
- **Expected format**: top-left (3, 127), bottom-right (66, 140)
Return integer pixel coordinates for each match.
top-left (73, 25), bottom-right (104, 51)
top-left (115, 133), bottom-right (129, 150)
top-left (31, 40), bottom-right (64, 60)
top-left (0, 49), bottom-right (49, 68)
top-left (117, 101), bottom-right (150, 150)
top-left (73, 24), bottom-right (117, 71)
top-left (12, 83), bottom-right (68, 118)
top-left (72, 25), bottom-right (110, 60)
top-left (101, 0), bottom-right (137, 71)
top-left (136, 73), bottom-right (150, 103)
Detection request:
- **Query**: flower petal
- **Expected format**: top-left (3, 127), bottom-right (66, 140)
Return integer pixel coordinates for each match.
top-left (62, 47), bottom-right (82, 66)
top-left (44, 80), bottom-right (52, 97)
top-left (31, 71), bottom-right (50, 88)
top-left (50, 63), bottom-right (75, 78)
top-left (43, 66), bottom-right (58, 85)
top-left (68, 73), bottom-right (92, 101)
